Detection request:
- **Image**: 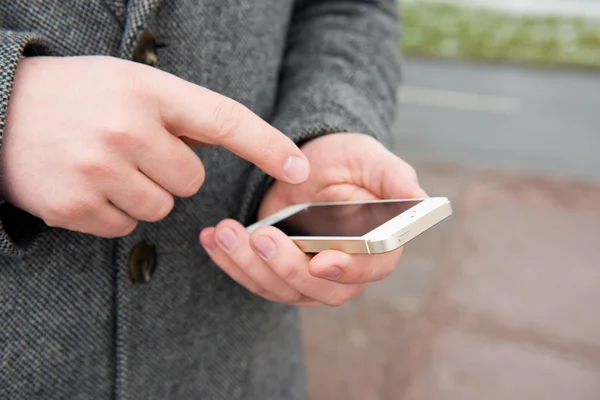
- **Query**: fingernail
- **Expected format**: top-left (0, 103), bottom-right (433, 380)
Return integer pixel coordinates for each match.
top-left (318, 266), bottom-right (342, 280)
top-left (216, 227), bottom-right (238, 253)
top-left (283, 156), bottom-right (309, 183)
top-left (252, 235), bottom-right (277, 260)
top-left (201, 234), bottom-right (218, 252)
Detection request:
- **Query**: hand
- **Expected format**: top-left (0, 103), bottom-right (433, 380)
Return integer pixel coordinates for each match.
top-left (200, 133), bottom-right (427, 306)
top-left (0, 56), bottom-right (310, 238)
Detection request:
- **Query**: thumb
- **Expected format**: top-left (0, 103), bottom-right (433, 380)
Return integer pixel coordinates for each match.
top-left (366, 150), bottom-right (428, 199)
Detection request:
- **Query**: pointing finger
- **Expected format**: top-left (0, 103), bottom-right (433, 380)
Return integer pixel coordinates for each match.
top-left (149, 70), bottom-right (310, 184)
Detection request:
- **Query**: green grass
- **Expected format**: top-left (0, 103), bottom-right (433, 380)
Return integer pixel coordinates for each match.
top-left (400, 1), bottom-right (600, 69)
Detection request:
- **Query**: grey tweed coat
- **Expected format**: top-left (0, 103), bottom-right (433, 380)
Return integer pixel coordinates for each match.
top-left (0, 1), bottom-right (401, 399)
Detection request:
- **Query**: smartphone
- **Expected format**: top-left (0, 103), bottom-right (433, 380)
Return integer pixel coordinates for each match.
top-left (246, 197), bottom-right (452, 254)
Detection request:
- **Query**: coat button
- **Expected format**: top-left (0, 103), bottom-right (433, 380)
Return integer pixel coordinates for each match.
top-left (128, 242), bottom-right (157, 283)
top-left (132, 29), bottom-right (157, 66)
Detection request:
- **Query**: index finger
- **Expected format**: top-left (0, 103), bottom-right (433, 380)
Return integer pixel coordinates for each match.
top-left (150, 71), bottom-right (310, 184)
top-left (249, 226), bottom-right (366, 306)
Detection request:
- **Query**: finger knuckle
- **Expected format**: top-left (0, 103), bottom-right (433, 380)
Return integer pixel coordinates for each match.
top-left (211, 100), bottom-right (243, 140)
top-left (125, 188), bottom-right (149, 214)
top-left (132, 190), bottom-right (174, 222)
top-left (119, 219), bottom-right (138, 236)
top-left (104, 219), bottom-right (138, 238)
top-left (258, 135), bottom-right (280, 164)
top-left (75, 157), bottom-right (116, 181)
top-left (163, 145), bottom-right (206, 198)
top-left (101, 120), bottom-right (143, 152)
top-left (46, 196), bottom-right (99, 223)
top-left (105, 129), bottom-right (140, 151)
top-left (280, 263), bottom-right (302, 283)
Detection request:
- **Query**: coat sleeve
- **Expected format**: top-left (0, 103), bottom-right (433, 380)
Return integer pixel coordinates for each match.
top-left (0, 31), bottom-right (52, 255)
top-left (236, 0), bottom-right (403, 225)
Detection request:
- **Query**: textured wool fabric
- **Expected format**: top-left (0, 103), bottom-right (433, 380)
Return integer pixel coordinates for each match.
top-left (0, 1), bottom-right (402, 399)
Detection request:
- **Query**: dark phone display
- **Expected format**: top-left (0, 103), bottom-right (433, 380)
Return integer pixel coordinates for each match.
top-left (273, 200), bottom-right (423, 237)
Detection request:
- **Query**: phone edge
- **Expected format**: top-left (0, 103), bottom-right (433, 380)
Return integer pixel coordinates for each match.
top-left (367, 200), bottom-right (453, 254)
top-left (291, 200), bottom-right (452, 254)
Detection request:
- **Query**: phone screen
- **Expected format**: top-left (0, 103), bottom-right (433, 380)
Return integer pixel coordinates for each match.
top-left (272, 200), bottom-right (423, 237)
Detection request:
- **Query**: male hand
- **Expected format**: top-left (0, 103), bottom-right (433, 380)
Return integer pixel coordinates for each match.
top-left (0, 56), bottom-right (309, 237)
top-left (200, 133), bottom-right (427, 307)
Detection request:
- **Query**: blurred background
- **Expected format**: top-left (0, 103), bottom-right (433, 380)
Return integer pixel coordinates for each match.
top-left (301, 0), bottom-right (600, 398)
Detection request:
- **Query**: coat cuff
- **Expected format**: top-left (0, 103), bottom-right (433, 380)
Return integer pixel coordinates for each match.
top-left (0, 31), bottom-right (52, 255)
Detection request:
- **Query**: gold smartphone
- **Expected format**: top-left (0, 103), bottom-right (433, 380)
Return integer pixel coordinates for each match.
top-left (246, 198), bottom-right (452, 254)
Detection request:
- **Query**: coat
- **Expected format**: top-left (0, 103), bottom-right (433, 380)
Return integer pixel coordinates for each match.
top-left (0, 1), bottom-right (401, 398)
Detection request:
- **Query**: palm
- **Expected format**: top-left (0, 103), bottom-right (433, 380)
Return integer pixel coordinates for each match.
top-left (258, 133), bottom-right (419, 220)
top-left (258, 178), bottom-right (374, 221)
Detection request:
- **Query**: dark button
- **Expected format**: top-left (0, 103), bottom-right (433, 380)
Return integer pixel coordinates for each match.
top-left (132, 29), bottom-right (157, 66)
top-left (128, 242), bottom-right (157, 283)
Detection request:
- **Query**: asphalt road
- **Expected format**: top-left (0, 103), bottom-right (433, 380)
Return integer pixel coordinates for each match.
top-left (392, 57), bottom-right (600, 183)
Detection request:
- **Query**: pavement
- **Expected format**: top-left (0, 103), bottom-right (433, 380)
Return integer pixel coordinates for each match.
top-left (300, 57), bottom-right (600, 399)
